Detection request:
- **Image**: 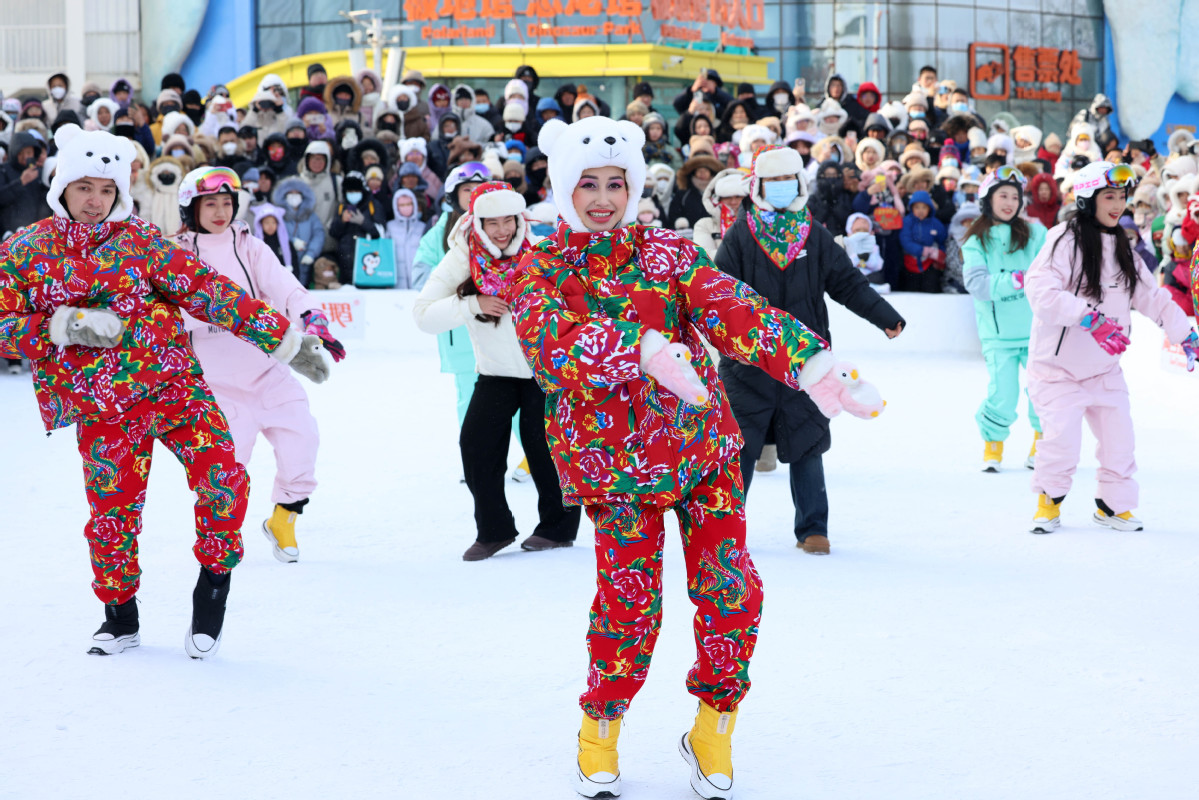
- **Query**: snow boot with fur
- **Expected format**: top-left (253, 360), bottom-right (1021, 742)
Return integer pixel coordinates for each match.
top-left (1031, 493), bottom-right (1063, 534)
top-left (679, 702), bottom-right (737, 800)
top-left (575, 713), bottom-right (621, 798)
top-left (88, 597), bottom-right (140, 655)
top-left (185, 567), bottom-right (231, 659)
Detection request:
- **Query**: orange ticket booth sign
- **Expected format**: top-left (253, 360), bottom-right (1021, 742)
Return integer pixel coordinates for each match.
top-left (969, 42), bottom-right (1081, 102)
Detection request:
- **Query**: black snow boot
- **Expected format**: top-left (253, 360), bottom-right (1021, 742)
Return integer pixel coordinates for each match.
top-left (88, 597), bottom-right (140, 655)
top-left (185, 567), bottom-right (231, 660)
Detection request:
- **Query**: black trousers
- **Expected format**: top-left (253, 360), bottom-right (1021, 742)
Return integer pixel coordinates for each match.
top-left (737, 410), bottom-right (829, 543)
top-left (459, 375), bottom-right (581, 544)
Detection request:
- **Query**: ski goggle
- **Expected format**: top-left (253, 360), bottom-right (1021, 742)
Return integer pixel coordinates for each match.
top-left (193, 167), bottom-right (241, 194)
top-left (992, 165), bottom-right (1028, 186)
top-left (449, 161), bottom-right (490, 188)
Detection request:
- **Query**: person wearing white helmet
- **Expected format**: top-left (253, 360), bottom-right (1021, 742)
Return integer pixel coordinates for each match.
top-left (1024, 161), bottom-right (1199, 534)
top-left (0, 125), bottom-right (329, 660)
top-left (512, 117), bottom-right (885, 800)
top-left (171, 166), bottom-right (344, 566)
top-left (962, 166), bottom-right (1047, 473)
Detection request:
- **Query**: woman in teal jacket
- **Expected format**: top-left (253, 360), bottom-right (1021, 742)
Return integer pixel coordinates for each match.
top-left (962, 167), bottom-right (1047, 472)
top-left (412, 164), bottom-right (490, 425)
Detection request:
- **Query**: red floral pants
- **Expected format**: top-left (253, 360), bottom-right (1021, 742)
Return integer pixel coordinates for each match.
top-left (76, 371), bottom-right (250, 605)
top-left (580, 459), bottom-right (764, 721)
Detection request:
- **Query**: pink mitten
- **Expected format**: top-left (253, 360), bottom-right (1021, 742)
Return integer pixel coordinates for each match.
top-left (832, 362), bottom-right (886, 419)
top-left (1011, 270), bottom-right (1025, 290)
top-left (640, 329), bottom-right (710, 407)
top-left (798, 351), bottom-right (845, 418)
top-left (1082, 311), bottom-right (1130, 356)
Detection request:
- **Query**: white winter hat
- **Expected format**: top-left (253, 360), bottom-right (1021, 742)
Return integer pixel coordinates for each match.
top-left (86, 98), bottom-right (121, 130)
top-left (504, 79), bottom-right (529, 101)
top-left (855, 137), bottom-right (885, 167)
top-left (469, 182), bottom-right (528, 258)
top-left (701, 167), bottom-right (751, 215)
top-left (303, 139), bottom-right (331, 159)
top-left (399, 137), bottom-right (427, 160)
top-left (47, 123), bottom-right (136, 222)
top-left (1168, 129), bottom-right (1195, 156)
top-left (1011, 125), bottom-right (1043, 151)
top-left (749, 145), bottom-right (809, 212)
top-left (967, 128), bottom-right (988, 151)
top-left (737, 123), bottom-right (775, 151)
top-left (159, 110), bottom-right (195, 140)
top-left (538, 116), bottom-right (647, 232)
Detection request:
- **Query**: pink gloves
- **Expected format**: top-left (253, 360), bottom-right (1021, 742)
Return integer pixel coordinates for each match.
top-left (1011, 271), bottom-right (1025, 290)
top-left (1081, 311), bottom-right (1130, 356)
top-left (799, 351), bottom-right (885, 420)
top-left (640, 329), bottom-right (709, 407)
top-left (301, 310), bottom-right (346, 362)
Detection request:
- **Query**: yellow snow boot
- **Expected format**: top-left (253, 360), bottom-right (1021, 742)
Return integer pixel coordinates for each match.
top-left (511, 456), bottom-right (531, 483)
top-left (680, 702), bottom-right (737, 799)
top-left (1025, 431), bottom-right (1043, 470)
top-left (262, 505), bottom-right (300, 563)
top-left (575, 713), bottom-right (621, 797)
top-left (1031, 493), bottom-right (1062, 534)
top-left (983, 441), bottom-right (1003, 473)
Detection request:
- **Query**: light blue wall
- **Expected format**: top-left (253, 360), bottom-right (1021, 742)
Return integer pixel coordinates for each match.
top-left (179, 0), bottom-right (256, 97)
top-left (1104, 20), bottom-right (1199, 151)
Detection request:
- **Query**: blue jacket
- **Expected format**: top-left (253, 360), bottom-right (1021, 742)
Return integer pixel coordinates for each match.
top-left (272, 178), bottom-right (325, 264)
top-left (413, 211), bottom-right (475, 375)
top-left (899, 191), bottom-right (947, 257)
top-left (962, 220), bottom-right (1047, 348)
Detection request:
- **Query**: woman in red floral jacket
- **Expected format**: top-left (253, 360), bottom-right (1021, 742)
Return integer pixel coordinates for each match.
top-left (511, 116), bottom-right (883, 800)
top-left (0, 125), bottom-right (328, 659)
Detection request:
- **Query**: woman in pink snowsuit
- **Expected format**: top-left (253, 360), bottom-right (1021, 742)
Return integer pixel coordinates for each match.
top-left (171, 167), bottom-right (346, 562)
top-left (1025, 162), bottom-right (1198, 533)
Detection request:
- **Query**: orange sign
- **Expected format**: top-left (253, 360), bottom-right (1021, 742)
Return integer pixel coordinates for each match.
top-left (969, 42), bottom-right (1081, 102)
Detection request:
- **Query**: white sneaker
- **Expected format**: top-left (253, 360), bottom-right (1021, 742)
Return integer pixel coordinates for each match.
top-left (88, 631), bottom-right (140, 655)
top-left (510, 460), bottom-right (531, 483)
top-left (1092, 508), bottom-right (1143, 532)
top-left (184, 626), bottom-right (222, 659)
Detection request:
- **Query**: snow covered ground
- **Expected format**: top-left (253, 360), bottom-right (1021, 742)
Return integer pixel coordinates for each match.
top-left (1, 290), bottom-right (1196, 800)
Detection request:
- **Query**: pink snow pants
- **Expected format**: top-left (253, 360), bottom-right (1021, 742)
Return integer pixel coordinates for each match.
top-left (213, 376), bottom-right (319, 506)
top-left (1029, 370), bottom-right (1137, 512)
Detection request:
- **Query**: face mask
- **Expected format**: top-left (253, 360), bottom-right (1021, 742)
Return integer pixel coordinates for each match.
top-left (773, 95), bottom-right (789, 112)
top-left (221, 142), bottom-right (238, 155)
top-left (346, 192), bottom-right (363, 205)
top-left (334, 96), bottom-right (352, 107)
top-left (50, 86), bottom-right (66, 100)
top-left (641, 185), bottom-right (654, 199)
top-left (397, 98), bottom-right (411, 111)
top-left (342, 131), bottom-right (359, 148)
top-left (475, 102), bottom-right (491, 114)
top-left (656, 178), bottom-right (670, 192)
top-left (83, 94), bottom-right (100, 107)
top-left (443, 128), bottom-right (459, 140)
top-left (950, 102), bottom-right (969, 114)
top-left (170, 148), bottom-right (186, 157)
top-left (528, 166), bottom-right (547, 186)
top-left (909, 110), bottom-right (925, 121)
top-left (828, 151), bottom-right (841, 164)
top-left (114, 124), bottom-right (135, 139)
top-left (818, 177), bottom-right (840, 195)
top-left (505, 121), bottom-right (522, 132)
top-left (286, 193), bottom-right (303, 208)
top-left (763, 181), bottom-right (799, 210)
top-left (244, 182), bottom-right (258, 193)
top-left (378, 120), bottom-right (398, 133)
top-left (288, 138), bottom-right (307, 155)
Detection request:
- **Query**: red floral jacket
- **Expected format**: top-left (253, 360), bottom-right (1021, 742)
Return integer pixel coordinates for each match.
top-left (512, 222), bottom-right (829, 508)
top-left (0, 216), bottom-right (291, 431)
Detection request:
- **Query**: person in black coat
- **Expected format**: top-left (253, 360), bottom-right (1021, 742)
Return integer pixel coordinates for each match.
top-left (328, 171), bottom-right (386, 285)
top-left (0, 131), bottom-right (51, 238)
top-left (807, 159), bottom-right (854, 234)
top-left (668, 154), bottom-right (722, 228)
top-left (672, 68), bottom-right (733, 122)
top-left (713, 146), bottom-right (904, 554)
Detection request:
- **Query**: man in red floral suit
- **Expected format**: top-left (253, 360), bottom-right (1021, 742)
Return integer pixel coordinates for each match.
top-left (0, 124), bottom-right (330, 659)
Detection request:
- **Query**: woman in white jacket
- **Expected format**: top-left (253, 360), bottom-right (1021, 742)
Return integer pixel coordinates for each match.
top-left (413, 182), bottom-right (581, 561)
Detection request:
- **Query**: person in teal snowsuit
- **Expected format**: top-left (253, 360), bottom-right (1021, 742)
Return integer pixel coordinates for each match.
top-left (962, 166), bottom-right (1046, 472)
top-left (412, 164), bottom-right (490, 426)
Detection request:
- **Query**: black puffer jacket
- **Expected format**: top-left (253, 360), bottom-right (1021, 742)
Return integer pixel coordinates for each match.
top-left (714, 207), bottom-right (904, 461)
top-left (0, 132), bottom-right (50, 237)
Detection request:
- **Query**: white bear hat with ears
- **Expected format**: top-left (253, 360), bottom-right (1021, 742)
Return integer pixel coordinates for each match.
top-left (48, 123), bottom-right (137, 222)
top-left (538, 115), bottom-right (647, 231)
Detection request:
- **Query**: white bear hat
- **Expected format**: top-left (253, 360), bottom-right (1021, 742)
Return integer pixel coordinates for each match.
top-left (537, 116), bottom-right (647, 231)
top-left (48, 123), bottom-right (136, 223)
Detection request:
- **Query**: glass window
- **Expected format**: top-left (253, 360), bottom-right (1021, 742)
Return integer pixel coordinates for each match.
top-left (1072, 17), bottom-right (1102, 59)
top-left (305, 22), bottom-right (352, 54)
top-left (974, 8), bottom-right (1008, 45)
top-left (888, 5), bottom-right (937, 50)
top-left (1010, 12), bottom-right (1041, 50)
top-left (887, 49), bottom-right (935, 97)
top-left (974, 0), bottom-right (1007, 9)
top-left (259, 24), bottom-right (303, 65)
top-left (1041, 14), bottom-right (1073, 50)
top-left (305, 0), bottom-right (347, 24)
top-left (939, 51), bottom-right (968, 89)
top-left (833, 3), bottom-right (871, 50)
top-left (258, 0), bottom-right (300, 26)
top-left (936, 5), bottom-right (974, 51)
top-left (1008, 0), bottom-right (1039, 11)
top-left (1075, 0), bottom-right (1105, 15)
top-left (1041, 0), bottom-right (1073, 13)
top-left (833, 48), bottom-right (871, 90)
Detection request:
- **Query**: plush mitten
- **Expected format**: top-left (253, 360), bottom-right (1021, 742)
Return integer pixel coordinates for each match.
top-left (640, 329), bottom-right (709, 406)
top-left (292, 238), bottom-right (306, 252)
top-left (49, 306), bottom-right (125, 348)
top-left (1011, 270), bottom-right (1025, 290)
top-left (1081, 311), bottom-right (1130, 355)
top-left (798, 350), bottom-right (844, 418)
top-left (271, 328), bottom-right (331, 384)
top-left (302, 309), bottom-right (346, 362)
top-left (831, 362), bottom-right (886, 419)
top-left (1182, 330), bottom-right (1199, 372)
